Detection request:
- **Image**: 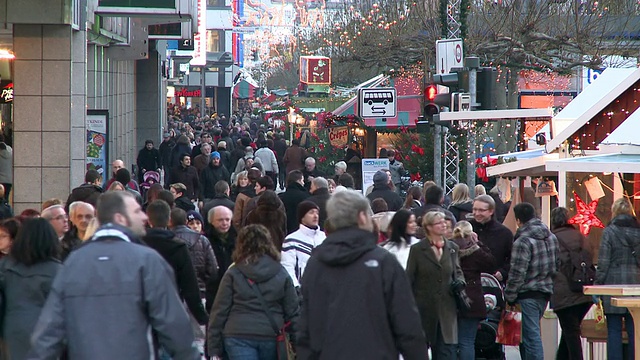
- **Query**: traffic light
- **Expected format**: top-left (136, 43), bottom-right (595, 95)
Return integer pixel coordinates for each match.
top-left (477, 67), bottom-right (497, 110)
top-left (424, 84), bottom-right (439, 121)
top-left (432, 69), bottom-right (469, 108)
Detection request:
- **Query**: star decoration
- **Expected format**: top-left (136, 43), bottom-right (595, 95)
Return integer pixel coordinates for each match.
top-left (568, 192), bottom-right (605, 236)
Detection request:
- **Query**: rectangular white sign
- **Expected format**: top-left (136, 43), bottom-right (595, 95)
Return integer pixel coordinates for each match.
top-left (436, 39), bottom-right (463, 75)
top-left (358, 88), bottom-right (396, 118)
top-left (362, 158), bottom-right (389, 192)
top-left (191, 0), bottom-right (207, 66)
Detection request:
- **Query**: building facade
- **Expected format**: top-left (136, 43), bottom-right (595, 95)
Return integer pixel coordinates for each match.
top-left (1, 0), bottom-right (195, 212)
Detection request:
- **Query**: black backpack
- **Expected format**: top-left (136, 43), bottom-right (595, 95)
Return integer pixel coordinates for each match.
top-left (557, 235), bottom-right (596, 293)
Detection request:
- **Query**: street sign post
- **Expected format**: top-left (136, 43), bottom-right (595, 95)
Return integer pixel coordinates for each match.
top-left (358, 88), bottom-right (397, 118)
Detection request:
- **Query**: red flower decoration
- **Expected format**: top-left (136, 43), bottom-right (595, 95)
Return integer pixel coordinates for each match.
top-left (568, 192), bottom-right (605, 235)
top-left (319, 143), bottom-right (325, 150)
top-left (410, 173), bottom-right (422, 182)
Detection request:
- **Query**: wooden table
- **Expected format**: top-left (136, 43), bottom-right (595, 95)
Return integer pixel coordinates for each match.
top-left (584, 285), bottom-right (640, 360)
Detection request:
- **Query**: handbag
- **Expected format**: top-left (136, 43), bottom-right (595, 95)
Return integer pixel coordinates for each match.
top-left (449, 248), bottom-right (472, 311)
top-left (496, 306), bottom-right (522, 346)
top-left (244, 276), bottom-right (295, 360)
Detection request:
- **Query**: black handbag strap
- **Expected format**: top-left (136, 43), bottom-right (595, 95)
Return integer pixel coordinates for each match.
top-left (243, 274), bottom-right (280, 336)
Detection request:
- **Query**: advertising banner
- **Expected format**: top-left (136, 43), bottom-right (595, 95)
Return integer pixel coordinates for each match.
top-left (328, 126), bottom-right (349, 148)
top-left (86, 110), bottom-right (110, 184)
top-left (300, 56), bottom-right (331, 84)
top-left (362, 158), bottom-right (389, 192)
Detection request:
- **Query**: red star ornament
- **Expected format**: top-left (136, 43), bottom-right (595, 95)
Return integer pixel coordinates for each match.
top-left (567, 192), bottom-right (605, 236)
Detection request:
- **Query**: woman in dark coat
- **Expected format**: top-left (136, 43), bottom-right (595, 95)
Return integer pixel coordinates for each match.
top-left (595, 198), bottom-right (640, 360)
top-left (246, 190), bottom-right (287, 251)
top-left (0, 218), bottom-right (62, 360)
top-left (207, 225), bottom-right (298, 359)
top-left (549, 207), bottom-right (594, 360)
top-left (451, 220), bottom-right (496, 360)
top-left (406, 211), bottom-right (464, 360)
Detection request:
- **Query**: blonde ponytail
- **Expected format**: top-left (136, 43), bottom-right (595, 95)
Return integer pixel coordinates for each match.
top-left (453, 220), bottom-right (473, 239)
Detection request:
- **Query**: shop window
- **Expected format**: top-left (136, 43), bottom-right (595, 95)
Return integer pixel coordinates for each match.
top-left (207, 0), bottom-right (226, 7)
top-left (207, 30), bottom-right (223, 52)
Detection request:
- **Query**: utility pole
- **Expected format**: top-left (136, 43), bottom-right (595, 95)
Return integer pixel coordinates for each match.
top-left (466, 57), bottom-right (479, 193)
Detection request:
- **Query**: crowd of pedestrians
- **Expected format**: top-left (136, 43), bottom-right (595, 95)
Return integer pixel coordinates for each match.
top-left (0, 106), bottom-right (635, 360)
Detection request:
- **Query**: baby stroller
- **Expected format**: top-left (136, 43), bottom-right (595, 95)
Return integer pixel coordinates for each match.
top-left (475, 273), bottom-right (506, 360)
top-left (140, 171), bottom-right (161, 202)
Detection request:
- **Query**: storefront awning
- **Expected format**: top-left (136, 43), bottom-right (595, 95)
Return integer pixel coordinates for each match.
top-left (486, 149), bottom-right (559, 178)
top-left (545, 153), bottom-right (640, 173)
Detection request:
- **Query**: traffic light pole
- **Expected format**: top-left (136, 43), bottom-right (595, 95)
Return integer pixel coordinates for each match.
top-left (466, 57), bottom-right (479, 195)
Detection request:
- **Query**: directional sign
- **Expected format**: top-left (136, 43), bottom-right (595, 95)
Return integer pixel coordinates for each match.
top-left (358, 88), bottom-right (397, 118)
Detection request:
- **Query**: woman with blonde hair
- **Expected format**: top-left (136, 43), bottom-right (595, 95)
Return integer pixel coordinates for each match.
top-left (448, 183), bottom-right (473, 222)
top-left (474, 184), bottom-right (486, 196)
top-left (107, 181), bottom-right (125, 192)
top-left (451, 221), bottom-right (495, 359)
top-left (207, 224), bottom-right (298, 360)
top-left (407, 211), bottom-right (464, 359)
top-left (595, 197), bottom-right (640, 360)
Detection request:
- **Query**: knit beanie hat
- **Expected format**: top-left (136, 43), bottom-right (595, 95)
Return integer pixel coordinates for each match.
top-left (373, 170), bottom-right (389, 186)
top-left (211, 151), bottom-right (221, 159)
top-left (297, 201), bottom-right (320, 224)
top-left (186, 210), bottom-right (204, 224)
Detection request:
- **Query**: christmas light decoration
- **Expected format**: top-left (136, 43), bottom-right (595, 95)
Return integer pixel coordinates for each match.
top-left (567, 192), bottom-right (605, 236)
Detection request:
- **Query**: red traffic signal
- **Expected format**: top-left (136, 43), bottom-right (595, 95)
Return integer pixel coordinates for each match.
top-left (425, 85), bottom-right (437, 102)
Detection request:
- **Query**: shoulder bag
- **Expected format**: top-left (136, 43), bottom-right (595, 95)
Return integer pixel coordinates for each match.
top-left (449, 248), bottom-right (472, 311)
top-left (244, 276), bottom-right (295, 360)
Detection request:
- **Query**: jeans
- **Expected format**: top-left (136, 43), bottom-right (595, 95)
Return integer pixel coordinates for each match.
top-left (430, 323), bottom-right (457, 360)
top-left (518, 297), bottom-right (547, 360)
top-left (607, 312), bottom-right (635, 360)
top-left (224, 337), bottom-right (277, 360)
top-left (555, 302), bottom-right (592, 360)
top-left (457, 317), bottom-right (480, 360)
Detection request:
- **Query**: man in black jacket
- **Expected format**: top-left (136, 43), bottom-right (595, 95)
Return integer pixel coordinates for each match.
top-left (279, 170), bottom-right (310, 234)
top-left (136, 140), bottom-right (161, 184)
top-left (469, 194), bottom-right (514, 283)
top-left (298, 190), bottom-right (427, 359)
top-left (170, 154), bottom-right (199, 201)
top-left (170, 183), bottom-right (196, 212)
top-left (366, 170), bottom-right (403, 211)
top-left (65, 169), bottom-right (104, 213)
top-left (422, 184), bottom-right (457, 223)
top-left (307, 177), bottom-right (330, 230)
top-left (143, 200), bottom-right (209, 325)
top-left (205, 206), bottom-right (236, 311)
top-left (199, 152), bottom-right (230, 202)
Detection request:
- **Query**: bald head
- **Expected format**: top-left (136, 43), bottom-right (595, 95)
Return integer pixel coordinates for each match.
top-left (208, 206), bottom-right (232, 234)
top-left (112, 159), bottom-right (125, 176)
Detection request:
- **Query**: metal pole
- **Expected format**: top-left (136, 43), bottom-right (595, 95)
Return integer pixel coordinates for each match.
top-left (465, 57), bottom-right (479, 193)
top-left (434, 124), bottom-right (442, 187)
top-left (200, 66), bottom-right (206, 115)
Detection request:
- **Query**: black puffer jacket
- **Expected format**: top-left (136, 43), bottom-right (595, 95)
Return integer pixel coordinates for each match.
top-left (366, 185), bottom-right (403, 211)
top-left (207, 255), bottom-right (299, 357)
top-left (200, 164), bottom-right (230, 200)
top-left (142, 228), bottom-right (209, 325)
top-left (172, 225), bottom-right (218, 296)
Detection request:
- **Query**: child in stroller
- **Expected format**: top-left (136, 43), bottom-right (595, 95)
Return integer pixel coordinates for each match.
top-left (475, 273), bottom-right (506, 360)
top-left (140, 170), bottom-right (161, 202)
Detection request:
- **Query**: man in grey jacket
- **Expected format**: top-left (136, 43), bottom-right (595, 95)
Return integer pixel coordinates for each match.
top-left (28, 191), bottom-right (199, 360)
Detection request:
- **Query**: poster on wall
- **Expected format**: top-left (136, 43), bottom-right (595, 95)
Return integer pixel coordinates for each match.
top-left (362, 158), bottom-right (389, 193)
top-left (86, 110), bottom-right (110, 185)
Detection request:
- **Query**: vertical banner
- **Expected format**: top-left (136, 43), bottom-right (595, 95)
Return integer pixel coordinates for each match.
top-left (191, 0), bottom-right (207, 66)
top-left (362, 158), bottom-right (389, 193)
top-left (86, 110), bottom-right (110, 185)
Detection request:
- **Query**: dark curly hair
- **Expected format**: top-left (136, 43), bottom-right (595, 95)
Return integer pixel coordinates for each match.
top-left (233, 224), bottom-right (280, 264)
